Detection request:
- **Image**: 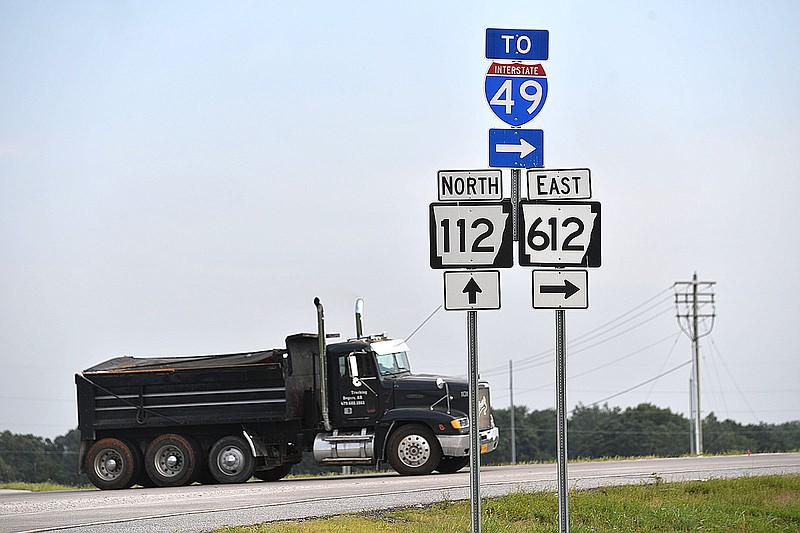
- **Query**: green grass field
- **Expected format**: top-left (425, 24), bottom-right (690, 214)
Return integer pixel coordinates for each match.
top-left (213, 475), bottom-right (800, 532)
top-left (0, 481), bottom-right (88, 492)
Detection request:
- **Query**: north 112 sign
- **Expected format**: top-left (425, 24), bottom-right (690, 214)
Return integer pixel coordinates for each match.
top-left (429, 201), bottom-right (514, 268)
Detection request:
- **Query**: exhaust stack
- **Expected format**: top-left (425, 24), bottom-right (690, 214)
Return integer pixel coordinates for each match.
top-left (314, 297), bottom-right (332, 431)
top-left (355, 298), bottom-right (364, 338)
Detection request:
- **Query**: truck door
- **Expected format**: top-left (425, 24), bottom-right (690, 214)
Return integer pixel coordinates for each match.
top-left (331, 351), bottom-right (380, 427)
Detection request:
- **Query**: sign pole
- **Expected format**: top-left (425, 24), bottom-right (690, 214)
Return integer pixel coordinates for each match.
top-left (555, 308), bottom-right (569, 532)
top-left (467, 309), bottom-right (481, 533)
top-left (511, 168), bottom-right (520, 241)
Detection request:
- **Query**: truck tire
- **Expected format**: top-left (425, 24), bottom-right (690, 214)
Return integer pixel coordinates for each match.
top-left (208, 436), bottom-right (255, 484)
top-left (85, 438), bottom-right (140, 490)
top-left (144, 434), bottom-right (199, 487)
top-left (435, 456), bottom-right (470, 474)
top-left (254, 464), bottom-right (292, 482)
top-left (387, 424), bottom-right (442, 476)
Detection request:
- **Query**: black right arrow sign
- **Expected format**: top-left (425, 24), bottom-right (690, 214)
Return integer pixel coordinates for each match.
top-left (540, 279), bottom-right (580, 299)
top-left (532, 270), bottom-right (589, 310)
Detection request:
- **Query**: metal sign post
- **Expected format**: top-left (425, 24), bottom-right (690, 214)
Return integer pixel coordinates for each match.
top-left (555, 309), bottom-right (569, 532)
top-left (467, 310), bottom-right (481, 533)
top-left (431, 167), bottom-right (514, 533)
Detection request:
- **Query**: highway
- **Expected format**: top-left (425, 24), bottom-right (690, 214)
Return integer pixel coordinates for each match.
top-left (2, 453), bottom-right (799, 533)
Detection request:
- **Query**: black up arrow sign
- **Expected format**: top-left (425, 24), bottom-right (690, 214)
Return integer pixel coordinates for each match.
top-left (463, 278), bottom-right (483, 304)
top-left (541, 279), bottom-right (580, 299)
top-left (444, 271), bottom-right (501, 311)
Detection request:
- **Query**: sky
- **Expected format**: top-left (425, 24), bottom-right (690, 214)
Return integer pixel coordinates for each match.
top-left (1, 1), bottom-right (799, 440)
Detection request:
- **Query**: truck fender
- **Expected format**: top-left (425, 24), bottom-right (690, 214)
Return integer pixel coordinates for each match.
top-left (376, 408), bottom-right (469, 462)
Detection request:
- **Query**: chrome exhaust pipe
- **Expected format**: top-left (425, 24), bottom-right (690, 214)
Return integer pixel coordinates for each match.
top-left (355, 298), bottom-right (364, 338)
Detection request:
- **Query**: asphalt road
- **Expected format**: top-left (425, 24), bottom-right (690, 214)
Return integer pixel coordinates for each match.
top-left (2, 453), bottom-right (799, 533)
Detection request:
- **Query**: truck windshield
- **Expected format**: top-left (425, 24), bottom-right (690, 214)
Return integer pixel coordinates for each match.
top-left (375, 351), bottom-right (411, 375)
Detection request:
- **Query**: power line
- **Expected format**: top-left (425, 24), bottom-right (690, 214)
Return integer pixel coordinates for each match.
top-left (569, 287), bottom-right (674, 346)
top-left (482, 304), bottom-right (676, 378)
top-left (405, 304), bottom-right (442, 341)
top-left (570, 332), bottom-right (682, 382)
top-left (573, 359), bottom-right (693, 413)
top-left (708, 335), bottom-right (759, 421)
top-left (482, 287), bottom-right (675, 377)
top-left (492, 331), bottom-right (683, 400)
top-left (645, 332), bottom-right (683, 402)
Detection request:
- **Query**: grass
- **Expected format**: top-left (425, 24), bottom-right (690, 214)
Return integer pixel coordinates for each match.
top-left (212, 475), bottom-right (800, 532)
top-left (0, 481), bottom-right (88, 492)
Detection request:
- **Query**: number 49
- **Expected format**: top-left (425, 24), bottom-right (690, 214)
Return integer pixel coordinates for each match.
top-left (490, 79), bottom-right (543, 115)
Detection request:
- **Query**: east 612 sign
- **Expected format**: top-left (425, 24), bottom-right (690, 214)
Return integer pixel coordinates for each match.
top-left (518, 201), bottom-right (601, 267)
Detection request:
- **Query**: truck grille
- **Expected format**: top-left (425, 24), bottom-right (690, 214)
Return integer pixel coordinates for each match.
top-left (478, 382), bottom-right (492, 431)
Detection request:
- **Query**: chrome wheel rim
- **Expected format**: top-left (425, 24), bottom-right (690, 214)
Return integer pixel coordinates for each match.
top-left (216, 446), bottom-right (246, 476)
top-left (154, 445), bottom-right (184, 478)
top-left (94, 448), bottom-right (124, 481)
top-left (397, 434), bottom-right (431, 468)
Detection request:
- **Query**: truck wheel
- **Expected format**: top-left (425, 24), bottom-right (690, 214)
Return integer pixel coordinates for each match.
top-left (387, 424), bottom-right (442, 476)
top-left (144, 434), bottom-right (199, 487)
top-left (85, 438), bottom-right (140, 490)
top-left (435, 456), bottom-right (470, 474)
top-left (208, 436), bottom-right (255, 484)
top-left (254, 464), bottom-right (292, 482)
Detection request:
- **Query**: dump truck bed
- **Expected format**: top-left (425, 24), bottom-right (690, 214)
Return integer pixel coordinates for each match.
top-left (76, 349), bottom-right (289, 432)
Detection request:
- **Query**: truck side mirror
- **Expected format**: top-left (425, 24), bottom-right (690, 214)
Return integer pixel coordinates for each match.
top-left (347, 354), bottom-right (360, 380)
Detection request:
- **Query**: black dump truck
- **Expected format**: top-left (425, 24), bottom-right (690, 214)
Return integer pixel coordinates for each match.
top-left (75, 299), bottom-right (499, 490)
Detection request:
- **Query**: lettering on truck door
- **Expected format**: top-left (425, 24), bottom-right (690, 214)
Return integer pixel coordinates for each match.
top-left (334, 352), bottom-right (379, 424)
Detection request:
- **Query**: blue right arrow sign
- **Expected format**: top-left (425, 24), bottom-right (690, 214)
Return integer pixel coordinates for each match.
top-left (489, 128), bottom-right (544, 168)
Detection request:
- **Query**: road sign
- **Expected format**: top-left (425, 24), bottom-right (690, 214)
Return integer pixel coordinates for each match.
top-left (527, 168), bottom-right (591, 200)
top-left (485, 28), bottom-right (549, 61)
top-left (429, 201), bottom-right (513, 268)
top-left (518, 201), bottom-right (601, 267)
top-left (489, 129), bottom-right (543, 168)
top-left (533, 270), bottom-right (588, 309)
top-left (438, 169), bottom-right (502, 201)
top-left (485, 62), bottom-right (548, 126)
top-left (444, 270), bottom-right (501, 310)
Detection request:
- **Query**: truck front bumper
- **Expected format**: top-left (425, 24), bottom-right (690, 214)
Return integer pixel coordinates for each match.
top-left (437, 425), bottom-right (500, 457)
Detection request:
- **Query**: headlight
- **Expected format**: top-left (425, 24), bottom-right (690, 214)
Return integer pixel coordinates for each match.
top-left (450, 417), bottom-right (470, 429)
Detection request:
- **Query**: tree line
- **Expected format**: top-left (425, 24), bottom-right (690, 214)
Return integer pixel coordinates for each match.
top-left (1, 403), bottom-right (798, 485)
top-left (485, 403), bottom-right (800, 465)
top-left (0, 428), bottom-right (86, 486)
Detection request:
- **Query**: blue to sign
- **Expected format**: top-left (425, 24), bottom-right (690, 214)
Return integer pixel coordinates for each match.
top-left (486, 28), bottom-right (549, 60)
top-left (485, 63), bottom-right (548, 126)
top-left (489, 129), bottom-right (544, 168)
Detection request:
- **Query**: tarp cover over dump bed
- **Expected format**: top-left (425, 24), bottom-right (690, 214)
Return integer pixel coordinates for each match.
top-left (82, 350), bottom-right (285, 374)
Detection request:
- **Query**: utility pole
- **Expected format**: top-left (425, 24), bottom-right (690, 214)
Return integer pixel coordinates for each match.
top-left (509, 359), bottom-right (516, 464)
top-left (674, 272), bottom-right (716, 455)
top-left (688, 372), bottom-right (696, 454)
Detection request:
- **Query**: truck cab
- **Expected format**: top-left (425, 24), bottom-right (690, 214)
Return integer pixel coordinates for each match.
top-left (316, 335), bottom-right (499, 475)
